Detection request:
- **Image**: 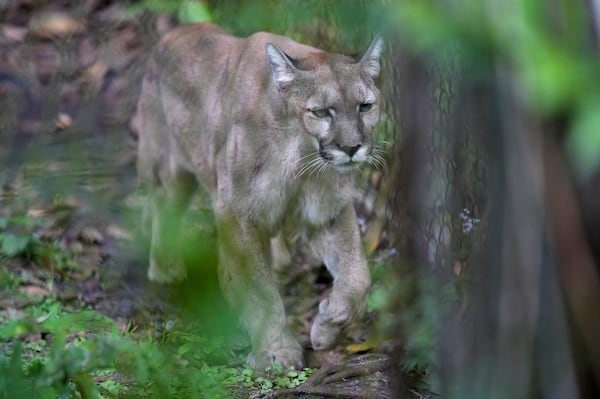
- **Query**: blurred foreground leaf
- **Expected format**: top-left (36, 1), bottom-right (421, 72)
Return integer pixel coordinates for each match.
top-left (1, 233), bottom-right (30, 257)
top-left (178, 1), bottom-right (212, 23)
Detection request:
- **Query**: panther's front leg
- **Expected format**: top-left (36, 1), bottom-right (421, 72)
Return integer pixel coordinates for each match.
top-left (216, 212), bottom-right (304, 369)
top-left (309, 205), bottom-right (372, 350)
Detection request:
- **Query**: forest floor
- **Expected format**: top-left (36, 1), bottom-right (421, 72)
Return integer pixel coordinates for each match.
top-left (0, 1), bottom-right (428, 398)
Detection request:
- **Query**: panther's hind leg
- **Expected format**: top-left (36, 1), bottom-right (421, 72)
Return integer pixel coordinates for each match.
top-left (146, 167), bottom-right (197, 283)
top-left (136, 72), bottom-right (197, 283)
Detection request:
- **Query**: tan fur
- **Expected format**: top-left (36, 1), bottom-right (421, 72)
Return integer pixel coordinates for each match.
top-left (136, 22), bottom-right (383, 369)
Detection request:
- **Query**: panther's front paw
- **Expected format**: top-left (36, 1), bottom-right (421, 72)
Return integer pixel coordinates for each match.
top-left (310, 313), bottom-right (344, 350)
top-left (147, 256), bottom-right (186, 283)
top-left (247, 344), bottom-right (304, 370)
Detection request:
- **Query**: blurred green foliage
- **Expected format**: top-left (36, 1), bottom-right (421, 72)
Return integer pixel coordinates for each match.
top-left (395, 0), bottom-right (600, 178)
top-left (128, 0), bottom-right (212, 23)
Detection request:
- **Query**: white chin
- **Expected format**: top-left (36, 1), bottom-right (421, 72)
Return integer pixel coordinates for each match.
top-left (333, 163), bottom-right (359, 173)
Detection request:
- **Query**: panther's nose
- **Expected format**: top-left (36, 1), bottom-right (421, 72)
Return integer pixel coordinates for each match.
top-left (338, 145), bottom-right (361, 157)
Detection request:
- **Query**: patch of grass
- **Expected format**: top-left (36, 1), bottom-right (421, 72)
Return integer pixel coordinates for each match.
top-left (263, 364), bottom-right (313, 391)
top-left (1, 205), bottom-right (319, 398)
top-left (0, 291), bottom-right (315, 398)
top-left (98, 377), bottom-right (125, 396)
top-left (0, 305), bottom-right (226, 398)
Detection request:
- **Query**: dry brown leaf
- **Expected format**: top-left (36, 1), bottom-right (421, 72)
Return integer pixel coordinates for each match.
top-left (27, 207), bottom-right (47, 217)
top-left (55, 112), bottom-right (72, 130)
top-left (106, 224), bottom-right (132, 241)
top-left (79, 226), bottom-right (104, 244)
top-left (81, 62), bottom-right (108, 93)
top-left (28, 11), bottom-right (85, 38)
top-left (18, 285), bottom-right (52, 298)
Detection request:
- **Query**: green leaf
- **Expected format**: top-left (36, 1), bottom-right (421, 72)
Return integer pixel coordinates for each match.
top-left (177, 342), bottom-right (194, 356)
top-left (178, 0), bottom-right (212, 24)
top-left (0, 217), bottom-right (8, 229)
top-left (272, 363), bottom-right (283, 374)
top-left (0, 318), bottom-right (34, 339)
top-left (274, 376), bottom-right (292, 388)
top-left (367, 284), bottom-right (389, 312)
top-left (242, 368), bottom-right (253, 377)
top-left (1, 233), bottom-right (30, 257)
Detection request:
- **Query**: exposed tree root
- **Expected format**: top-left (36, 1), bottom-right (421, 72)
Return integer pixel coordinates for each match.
top-left (261, 353), bottom-right (391, 399)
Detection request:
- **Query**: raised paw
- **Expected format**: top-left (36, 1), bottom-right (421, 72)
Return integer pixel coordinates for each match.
top-left (310, 312), bottom-right (344, 350)
top-left (310, 296), bottom-right (363, 350)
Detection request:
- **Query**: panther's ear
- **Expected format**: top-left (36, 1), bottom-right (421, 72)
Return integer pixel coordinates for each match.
top-left (266, 43), bottom-right (298, 91)
top-left (359, 35), bottom-right (384, 79)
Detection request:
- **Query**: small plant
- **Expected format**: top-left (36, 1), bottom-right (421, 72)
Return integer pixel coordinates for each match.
top-left (263, 363), bottom-right (314, 391)
top-left (98, 377), bottom-right (125, 396)
top-left (0, 297), bottom-right (229, 399)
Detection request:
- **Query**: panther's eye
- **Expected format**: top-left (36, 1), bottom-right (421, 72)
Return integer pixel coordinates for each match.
top-left (311, 108), bottom-right (330, 118)
top-left (359, 103), bottom-right (373, 112)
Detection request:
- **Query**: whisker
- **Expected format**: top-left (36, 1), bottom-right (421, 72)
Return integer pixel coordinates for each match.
top-left (308, 158), bottom-right (324, 178)
top-left (375, 155), bottom-right (386, 169)
top-left (367, 152), bottom-right (386, 170)
top-left (319, 160), bottom-right (331, 177)
top-left (294, 147), bottom-right (321, 166)
top-left (295, 161), bottom-right (314, 179)
top-left (294, 152), bottom-right (318, 173)
top-left (315, 159), bottom-right (328, 178)
top-left (296, 152), bottom-right (317, 164)
top-left (296, 157), bottom-right (322, 179)
top-left (372, 147), bottom-right (388, 159)
top-left (372, 145), bottom-right (388, 155)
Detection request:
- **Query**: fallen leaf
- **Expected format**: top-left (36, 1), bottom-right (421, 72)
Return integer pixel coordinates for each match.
top-left (18, 285), bottom-right (52, 298)
top-left (35, 313), bottom-right (52, 324)
top-left (27, 208), bottom-right (47, 218)
top-left (28, 11), bottom-right (85, 38)
top-left (81, 62), bottom-right (108, 93)
top-left (2, 233), bottom-right (30, 257)
top-left (79, 226), bottom-right (104, 244)
top-left (346, 339), bottom-right (379, 353)
top-left (55, 112), bottom-right (73, 130)
top-left (106, 224), bottom-right (132, 241)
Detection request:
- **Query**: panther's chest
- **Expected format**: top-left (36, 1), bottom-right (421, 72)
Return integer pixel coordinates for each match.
top-left (285, 173), bottom-right (358, 231)
top-left (294, 188), bottom-right (342, 226)
top-left (244, 143), bottom-right (359, 233)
